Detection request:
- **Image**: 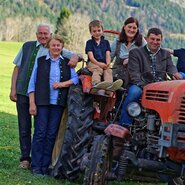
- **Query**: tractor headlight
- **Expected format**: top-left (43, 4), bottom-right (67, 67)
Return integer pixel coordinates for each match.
top-left (127, 102), bottom-right (141, 117)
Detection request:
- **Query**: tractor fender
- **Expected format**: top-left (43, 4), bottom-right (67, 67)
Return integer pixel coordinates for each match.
top-left (104, 124), bottom-right (130, 138)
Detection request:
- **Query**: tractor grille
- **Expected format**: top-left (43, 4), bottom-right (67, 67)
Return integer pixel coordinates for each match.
top-left (145, 90), bottom-right (169, 102)
top-left (178, 95), bottom-right (185, 124)
top-left (145, 90), bottom-right (185, 124)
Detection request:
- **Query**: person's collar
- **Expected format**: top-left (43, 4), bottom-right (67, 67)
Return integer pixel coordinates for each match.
top-left (91, 35), bottom-right (104, 41)
top-left (146, 45), bottom-right (161, 56)
top-left (46, 52), bottom-right (64, 61)
top-left (36, 41), bottom-right (47, 48)
top-left (36, 41), bottom-right (41, 47)
top-left (130, 40), bottom-right (136, 46)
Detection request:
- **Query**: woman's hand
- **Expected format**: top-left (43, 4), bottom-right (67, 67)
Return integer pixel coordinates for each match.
top-left (53, 81), bottom-right (73, 89)
top-left (52, 82), bottom-right (62, 89)
top-left (29, 102), bottom-right (37, 116)
top-left (123, 58), bottom-right (128, 66)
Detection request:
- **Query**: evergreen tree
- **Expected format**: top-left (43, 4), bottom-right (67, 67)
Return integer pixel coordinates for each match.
top-left (55, 7), bottom-right (71, 34)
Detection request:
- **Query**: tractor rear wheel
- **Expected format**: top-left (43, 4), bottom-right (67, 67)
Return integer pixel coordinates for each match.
top-left (168, 177), bottom-right (185, 185)
top-left (50, 84), bottom-right (94, 180)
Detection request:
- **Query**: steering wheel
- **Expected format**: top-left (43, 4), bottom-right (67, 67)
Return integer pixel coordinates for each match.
top-left (141, 71), bottom-right (173, 84)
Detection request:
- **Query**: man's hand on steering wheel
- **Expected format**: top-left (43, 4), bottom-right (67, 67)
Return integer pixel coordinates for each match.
top-left (172, 72), bottom-right (183, 80)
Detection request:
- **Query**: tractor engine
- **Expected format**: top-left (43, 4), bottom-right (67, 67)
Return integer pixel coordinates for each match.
top-left (142, 80), bottom-right (185, 162)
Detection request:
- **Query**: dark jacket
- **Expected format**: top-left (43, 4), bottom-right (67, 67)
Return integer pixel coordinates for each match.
top-left (35, 56), bottom-right (71, 106)
top-left (128, 46), bottom-right (178, 87)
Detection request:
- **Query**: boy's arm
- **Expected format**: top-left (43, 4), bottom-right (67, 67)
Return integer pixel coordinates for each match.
top-left (106, 50), bottom-right (111, 66)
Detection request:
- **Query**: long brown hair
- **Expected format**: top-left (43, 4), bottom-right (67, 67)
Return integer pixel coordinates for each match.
top-left (119, 17), bottom-right (143, 46)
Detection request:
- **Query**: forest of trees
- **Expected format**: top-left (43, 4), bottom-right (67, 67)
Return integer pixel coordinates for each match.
top-left (1, 0), bottom-right (185, 53)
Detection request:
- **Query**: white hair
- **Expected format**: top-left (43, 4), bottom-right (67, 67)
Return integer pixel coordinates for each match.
top-left (36, 23), bottom-right (53, 34)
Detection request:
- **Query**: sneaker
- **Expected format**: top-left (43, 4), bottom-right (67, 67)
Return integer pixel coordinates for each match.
top-left (93, 81), bottom-right (112, 89)
top-left (91, 81), bottom-right (112, 94)
top-left (19, 160), bottom-right (30, 169)
top-left (105, 91), bottom-right (113, 97)
top-left (97, 89), bottom-right (105, 96)
top-left (106, 79), bottom-right (123, 91)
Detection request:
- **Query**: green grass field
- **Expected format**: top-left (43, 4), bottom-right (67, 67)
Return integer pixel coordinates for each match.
top-left (0, 41), bottom-right (166, 185)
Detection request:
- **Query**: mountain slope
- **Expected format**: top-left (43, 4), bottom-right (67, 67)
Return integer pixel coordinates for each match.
top-left (1, 0), bottom-right (185, 48)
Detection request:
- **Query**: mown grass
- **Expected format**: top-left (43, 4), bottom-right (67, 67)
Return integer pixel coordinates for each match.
top-left (0, 41), bottom-right (166, 185)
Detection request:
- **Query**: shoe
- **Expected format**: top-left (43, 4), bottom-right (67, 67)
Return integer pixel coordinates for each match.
top-left (93, 81), bottom-right (112, 89)
top-left (91, 81), bottom-right (112, 94)
top-left (97, 89), bottom-right (105, 95)
top-left (42, 168), bottom-right (50, 176)
top-left (32, 169), bottom-right (43, 176)
top-left (105, 91), bottom-right (113, 97)
top-left (106, 79), bottom-right (123, 91)
top-left (19, 160), bottom-right (30, 169)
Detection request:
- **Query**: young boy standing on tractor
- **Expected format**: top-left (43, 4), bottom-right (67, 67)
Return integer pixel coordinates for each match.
top-left (85, 20), bottom-right (122, 95)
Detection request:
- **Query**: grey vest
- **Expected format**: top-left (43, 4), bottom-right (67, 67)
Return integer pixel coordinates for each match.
top-left (16, 41), bottom-right (38, 95)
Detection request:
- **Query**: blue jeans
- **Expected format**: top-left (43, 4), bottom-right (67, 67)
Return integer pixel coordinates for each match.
top-left (31, 105), bottom-right (64, 174)
top-left (16, 95), bottom-right (32, 162)
top-left (119, 85), bottom-right (142, 126)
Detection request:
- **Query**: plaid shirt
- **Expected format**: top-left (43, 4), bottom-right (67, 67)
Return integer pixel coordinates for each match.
top-left (146, 45), bottom-right (160, 75)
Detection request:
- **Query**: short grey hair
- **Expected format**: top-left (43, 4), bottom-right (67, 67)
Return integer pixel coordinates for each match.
top-left (36, 23), bottom-right (53, 34)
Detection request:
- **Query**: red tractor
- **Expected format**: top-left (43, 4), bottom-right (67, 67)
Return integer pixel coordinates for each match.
top-left (83, 72), bottom-right (185, 185)
top-left (49, 31), bottom-right (185, 185)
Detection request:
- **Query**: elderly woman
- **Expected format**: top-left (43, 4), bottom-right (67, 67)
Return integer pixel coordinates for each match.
top-left (27, 34), bottom-right (78, 175)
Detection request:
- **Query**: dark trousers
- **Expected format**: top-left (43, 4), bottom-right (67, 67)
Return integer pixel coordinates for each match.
top-left (16, 95), bottom-right (32, 162)
top-left (31, 105), bottom-right (64, 174)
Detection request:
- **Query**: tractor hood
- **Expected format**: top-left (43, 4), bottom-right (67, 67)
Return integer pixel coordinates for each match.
top-left (142, 80), bottom-right (185, 124)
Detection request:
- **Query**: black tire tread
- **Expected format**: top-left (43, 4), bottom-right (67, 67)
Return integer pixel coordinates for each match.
top-left (51, 84), bottom-right (94, 180)
top-left (84, 134), bottom-right (110, 185)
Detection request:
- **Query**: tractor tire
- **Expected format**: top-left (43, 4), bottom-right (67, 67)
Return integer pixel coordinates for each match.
top-left (84, 134), bottom-right (111, 185)
top-left (168, 177), bottom-right (185, 185)
top-left (50, 84), bottom-right (94, 180)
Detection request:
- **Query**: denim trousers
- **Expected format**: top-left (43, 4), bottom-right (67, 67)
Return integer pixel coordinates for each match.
top-left (119, 84), bottom-right (142, 126)
top-left (16, 95), bottom-right (32, 162)
top-left (31, 105), bottom-right (64, 174)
